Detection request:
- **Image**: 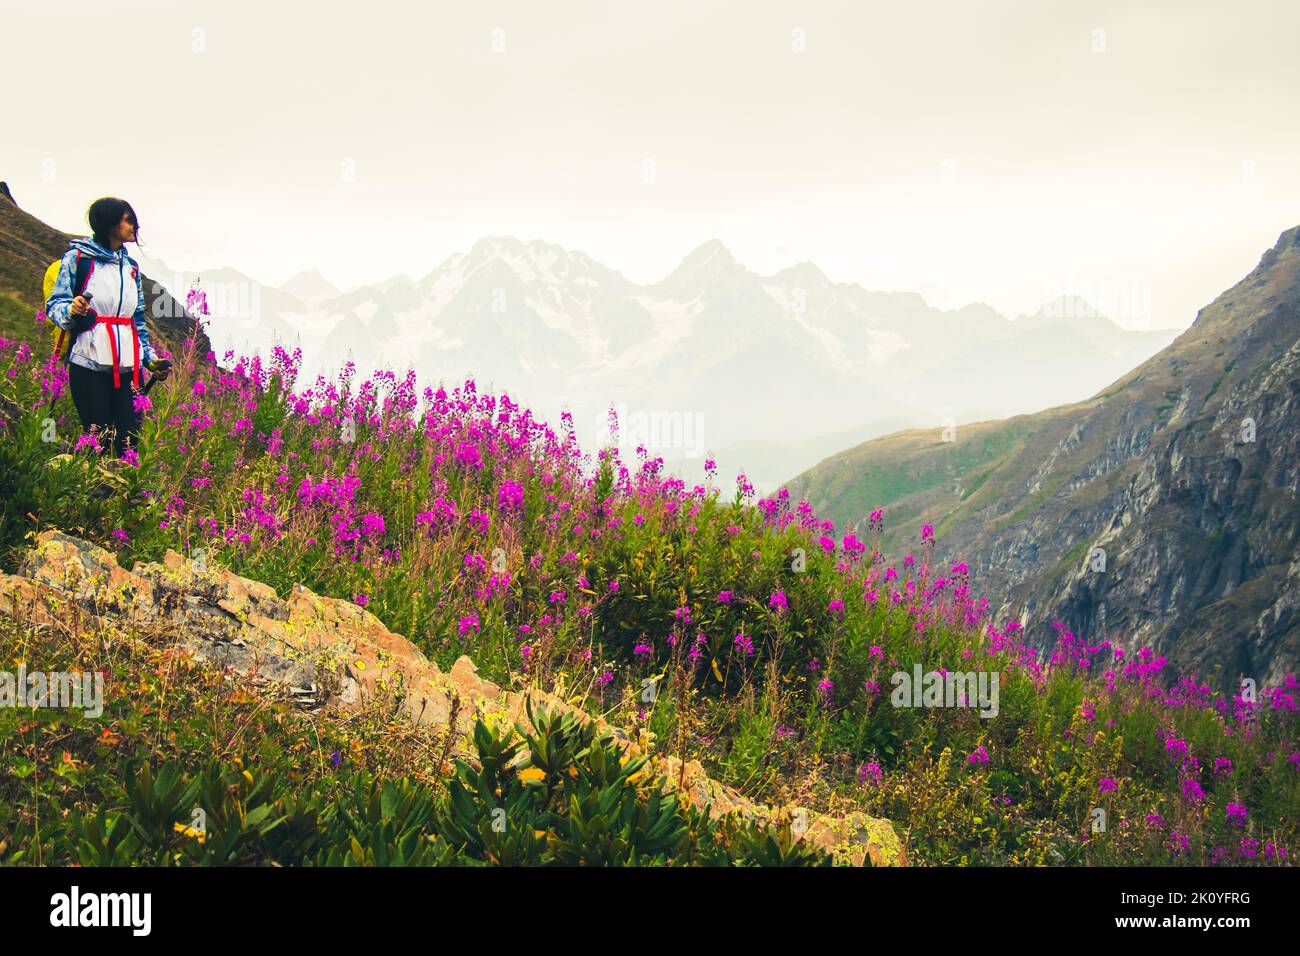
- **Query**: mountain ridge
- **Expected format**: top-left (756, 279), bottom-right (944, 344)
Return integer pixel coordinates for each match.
top-left (182, 233), bottom-right (1178, 490)
top-left (787, 225), bottom-right (1300, 688)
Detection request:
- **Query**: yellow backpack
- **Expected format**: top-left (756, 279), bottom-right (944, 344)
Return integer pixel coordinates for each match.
top-left (42, 251), bottom-right (94, 362)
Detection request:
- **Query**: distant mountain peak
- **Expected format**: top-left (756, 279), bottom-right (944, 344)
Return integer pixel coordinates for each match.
top-left (468, 235), bottom-right (525, 259)
top-left (681, 238), bottom-right (738, 267)
top-left (1030, 294), bottom-right (1103, 321)
top-left (769, 260), bottom-right (831, 288)
top-left (449, 235), bottom-right (622, 290)
top-left (280, 268), bottom-right (340, 302)
top-left (655, 239), bottom-right (749, 294)
top-left (1256, 223), bottom-right (1300, 272)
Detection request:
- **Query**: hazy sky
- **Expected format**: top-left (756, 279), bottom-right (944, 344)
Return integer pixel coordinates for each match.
top-left (6, 0), bottom-right (1299, 329)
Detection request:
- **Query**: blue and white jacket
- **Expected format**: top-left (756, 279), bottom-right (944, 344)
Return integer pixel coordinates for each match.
top-left (45, 237), bottom-right (156, 373)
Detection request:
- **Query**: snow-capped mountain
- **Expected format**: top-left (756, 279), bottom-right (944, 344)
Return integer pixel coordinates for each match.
top-left (171, 238), bottom-right (1178, 490)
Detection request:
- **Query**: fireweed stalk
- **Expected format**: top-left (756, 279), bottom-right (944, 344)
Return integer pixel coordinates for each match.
top-left (0, 291), bottom-right (1296, 866)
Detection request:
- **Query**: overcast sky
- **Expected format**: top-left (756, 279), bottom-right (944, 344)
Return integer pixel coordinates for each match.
top-left (7, 0), bottom-right (1299, 329)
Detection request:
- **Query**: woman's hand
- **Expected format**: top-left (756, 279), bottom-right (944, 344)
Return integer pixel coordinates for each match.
top-left (147, 357), bottom-right (173, 381)
top-left (70, 294), bottom-right (92, 317)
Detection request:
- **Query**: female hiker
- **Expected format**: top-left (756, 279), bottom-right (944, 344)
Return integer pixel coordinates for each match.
top-left (44, 197), bottom-right (172, 456)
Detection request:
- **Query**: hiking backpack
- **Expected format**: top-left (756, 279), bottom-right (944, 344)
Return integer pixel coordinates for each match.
top-left (41, 250), bottom-right (96, 362)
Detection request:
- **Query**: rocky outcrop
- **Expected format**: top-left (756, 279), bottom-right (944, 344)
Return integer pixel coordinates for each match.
top-left (0, 530), bottom-right (904, 866)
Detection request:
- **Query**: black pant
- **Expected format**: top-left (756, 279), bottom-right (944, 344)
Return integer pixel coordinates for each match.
top-left (68, 363), bottom-right (140, 457)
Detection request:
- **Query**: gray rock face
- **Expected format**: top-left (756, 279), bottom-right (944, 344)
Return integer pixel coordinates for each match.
top-left (793, 227), bottom-right (1300, 690)
top-left (1001, 230), bottom-right (1300, 689)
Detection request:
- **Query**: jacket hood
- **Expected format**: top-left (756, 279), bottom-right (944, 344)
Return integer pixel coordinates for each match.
top-left (67, 237), bottom-right (134, 264)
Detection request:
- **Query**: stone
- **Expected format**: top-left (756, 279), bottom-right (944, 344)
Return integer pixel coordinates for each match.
top-left (0, 529), bottom-right (905, 865)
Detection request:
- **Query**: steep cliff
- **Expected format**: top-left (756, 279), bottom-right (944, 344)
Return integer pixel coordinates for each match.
top-left (790, 227), bottom-right (1300, 688)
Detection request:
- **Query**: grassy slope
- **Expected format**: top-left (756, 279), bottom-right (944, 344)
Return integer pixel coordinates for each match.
top-left (1, 198), bottom-right (1296, 867)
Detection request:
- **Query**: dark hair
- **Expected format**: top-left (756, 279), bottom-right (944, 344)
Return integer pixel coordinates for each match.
top-left (87, 197), bottom-right (139, 246)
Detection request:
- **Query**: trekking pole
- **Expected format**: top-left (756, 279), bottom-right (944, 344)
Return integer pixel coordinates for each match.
top-left (141, 360), bottom-right (173, 396)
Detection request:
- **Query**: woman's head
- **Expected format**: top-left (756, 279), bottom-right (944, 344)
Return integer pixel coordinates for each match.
top-left (87, 197), bottom-right (139, 247)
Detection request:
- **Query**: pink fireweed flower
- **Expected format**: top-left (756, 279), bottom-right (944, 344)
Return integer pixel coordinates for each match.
top-left (73, 432), bottom-right (104, 454)
top-left (353, 593), bottom-right (369, 607)
top-left (1180, 777), bottom-right (1206, 802)
top-left (967, 746), bottom-right (989, 766)
top-left (1226, 803), bottom-right (1248, 827)
top-left (921, 524), bottom-right (935, 544)
top-left (716, 590), bottom-right (732, 604)
top-left (549, 590), bottom-right (566, 605)
top-left (733, 633), bottom-right (753, 656)
top-left (359, 511), bottom-right (386, 538)
top-left (769, 590), bottom-right (788, 612)
top-left (1214, 757), bottom-right (1233, 775)
top-left (633, 642), bottom-right (653, 662)
top-left (496, 479), bottom-right (525, 512)
top-left (858, 761), bottom-right (883, 786)
top-left (458, 613), bottom-right (480, 636)
top-left (1098, 777), bottom-right (1118, 794)
top-left (841, 532), bottom-right (866, 559)
top-left (453, 440), bottom-right (483, 470)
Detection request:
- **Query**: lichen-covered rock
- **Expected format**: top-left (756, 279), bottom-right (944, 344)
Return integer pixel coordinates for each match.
top-left (0, 529), bottom-right (905, 865)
